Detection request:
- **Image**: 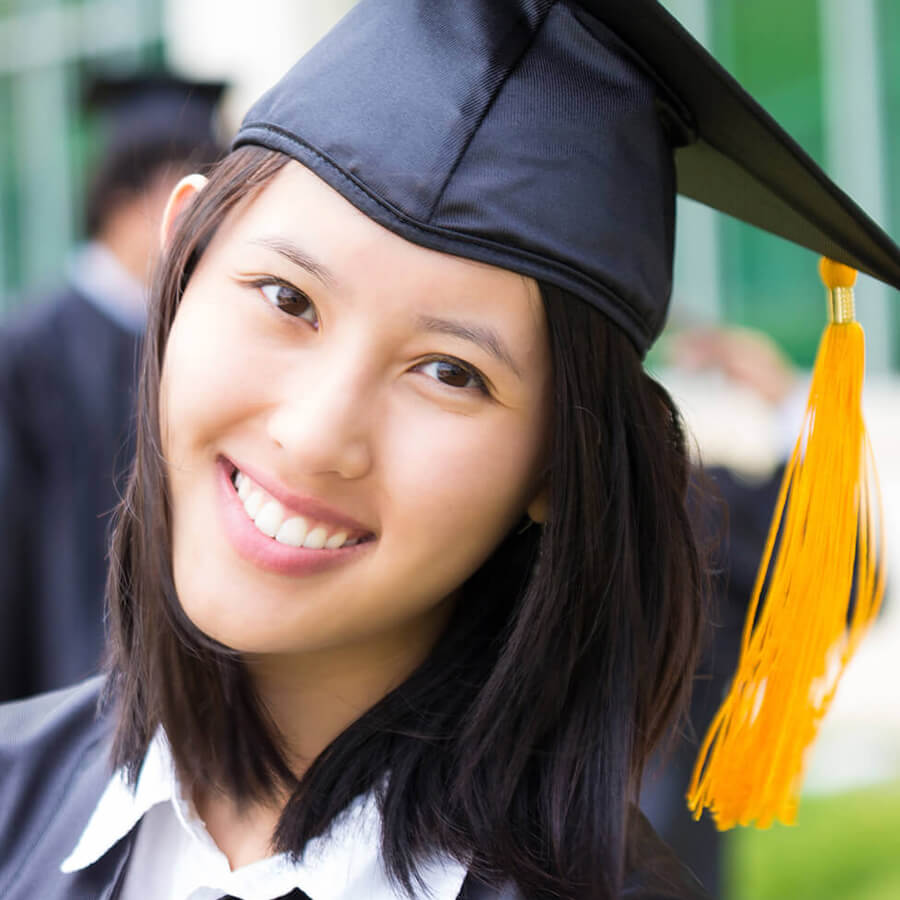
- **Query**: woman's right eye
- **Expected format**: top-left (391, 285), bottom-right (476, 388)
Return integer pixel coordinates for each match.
top-left (258, 281), bottom-right (319, 328)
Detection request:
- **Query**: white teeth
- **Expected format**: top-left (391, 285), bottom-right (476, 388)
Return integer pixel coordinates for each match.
top-left (303, 526), bottom-right (329, 550)
top-left (233, 468), bottom-right (363, 549)
top-left (244, 489), bottom-right (265, 518)
top-left (275, 516), bottom-right (309, 548)
top-left (325, 530), bottom-right (348, 550)
top-left (254, 500), bottom-right (285, 538)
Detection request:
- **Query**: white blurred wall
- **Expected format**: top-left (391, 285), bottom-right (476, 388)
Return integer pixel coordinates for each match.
top-left (163, 0), bottom-right (357, 135)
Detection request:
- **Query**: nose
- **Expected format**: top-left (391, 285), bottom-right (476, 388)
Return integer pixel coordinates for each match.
top-left (266, 351), bottom-right (375, 481)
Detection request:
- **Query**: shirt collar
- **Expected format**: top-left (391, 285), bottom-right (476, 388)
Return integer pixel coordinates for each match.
top-left (61, 730), bottom-right (468, 900)
top-left (66, 240), bottom-right (147, 334)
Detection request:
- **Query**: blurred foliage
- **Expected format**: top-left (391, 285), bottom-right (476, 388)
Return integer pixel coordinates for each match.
top-left (727, 781), bottom-right (900, 900)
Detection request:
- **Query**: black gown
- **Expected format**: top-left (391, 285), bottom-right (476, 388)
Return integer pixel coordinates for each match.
top-left (0, 287), bottom-right (140, 701)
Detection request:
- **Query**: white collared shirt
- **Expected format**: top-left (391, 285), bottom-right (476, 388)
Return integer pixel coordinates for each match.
top-left (61, 731), bottom-right (468, 900)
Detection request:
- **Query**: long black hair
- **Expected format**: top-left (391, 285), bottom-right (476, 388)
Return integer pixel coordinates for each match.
top-left (106, 145), bottom-right (706, 899)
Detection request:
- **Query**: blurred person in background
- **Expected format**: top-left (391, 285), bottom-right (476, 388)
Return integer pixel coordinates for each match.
top-left (641, 326), bottom-right (801, 897)
top-left (0, 73), bottom-right (225, 702)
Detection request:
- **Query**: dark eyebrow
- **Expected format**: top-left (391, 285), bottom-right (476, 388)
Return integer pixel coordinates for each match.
top-left (250, 236), bottom-right (336, 288)
top-left (416, 314), bottom-right (521, 377)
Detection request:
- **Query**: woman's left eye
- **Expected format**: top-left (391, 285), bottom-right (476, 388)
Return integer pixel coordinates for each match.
top-left (417, 358), bottom-right (487, 393)
top-left (258, 281), bottom-right (319, 327)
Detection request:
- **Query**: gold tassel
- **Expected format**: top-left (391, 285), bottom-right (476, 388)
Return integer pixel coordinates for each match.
top-left (687, 258), bottom-right (886, 829)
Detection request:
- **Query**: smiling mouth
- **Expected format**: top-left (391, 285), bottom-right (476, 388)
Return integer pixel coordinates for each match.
top-left (230, 467), bottom-right (372, 550)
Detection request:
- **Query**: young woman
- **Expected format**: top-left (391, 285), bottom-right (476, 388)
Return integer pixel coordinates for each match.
top-left (2, 1), bottom-right (897, 898)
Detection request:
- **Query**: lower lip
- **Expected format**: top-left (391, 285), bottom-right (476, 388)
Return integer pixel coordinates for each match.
top-left (216, 459), bottom-right (372, 576)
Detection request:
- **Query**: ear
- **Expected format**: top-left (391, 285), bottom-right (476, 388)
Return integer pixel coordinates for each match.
top-left (160, 173), bottom-right (209, 249)
top-left (526, 484), bottom-right (549, 525)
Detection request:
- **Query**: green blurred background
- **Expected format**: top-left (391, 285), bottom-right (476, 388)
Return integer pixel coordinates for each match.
top-left (730, 781), bottom-right (900, 900)
top-left (0, 0), bottom-right (165, 314)
top-left (660, 0), bottom-right (900, 373)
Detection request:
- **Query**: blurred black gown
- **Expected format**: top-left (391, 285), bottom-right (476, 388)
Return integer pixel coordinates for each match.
top-left (639, 464), bottom-right (785, 899)
top-left (0, 281), bottom-right (141, 701)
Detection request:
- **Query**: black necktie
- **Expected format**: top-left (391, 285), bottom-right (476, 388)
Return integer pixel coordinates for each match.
top-left (218, 891), bottom-right (312, 900)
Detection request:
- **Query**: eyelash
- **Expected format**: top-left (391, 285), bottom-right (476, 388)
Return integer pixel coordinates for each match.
top-left (244, 277), bottom-right (488, 395)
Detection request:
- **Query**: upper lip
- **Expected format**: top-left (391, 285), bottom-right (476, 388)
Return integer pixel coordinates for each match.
top-left (224, 456), bottom-right (374, 536)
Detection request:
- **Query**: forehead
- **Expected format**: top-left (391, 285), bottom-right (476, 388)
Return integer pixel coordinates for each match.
top-left (213, 160), bottom-right (547, 341)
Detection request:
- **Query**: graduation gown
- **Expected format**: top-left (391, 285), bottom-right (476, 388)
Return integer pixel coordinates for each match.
top-left (0, 287), bottom-right (140, 701)
top-left (0, 679), bottom-right (709, 900)
top-left (640, 465), bottom-right (785, 898)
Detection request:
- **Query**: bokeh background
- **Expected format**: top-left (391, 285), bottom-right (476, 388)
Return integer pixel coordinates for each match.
top-left (1, 1), bottom-right (898, 897)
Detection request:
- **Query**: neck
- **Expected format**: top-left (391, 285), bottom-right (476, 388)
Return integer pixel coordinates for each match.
top-left (244, 619), bottom-right (448, 773)
top-left (195, 605), bottom-right (453, 869)
top-left (95, 223), bottom-right (154, 287)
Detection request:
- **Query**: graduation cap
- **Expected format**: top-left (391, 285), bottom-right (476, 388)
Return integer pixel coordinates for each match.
top-left (82, 71), bottom-right (227, 236)
top-left (84, 71), bottom-right (226, 159)
top-left (233, 0), bottom-right (900, 829)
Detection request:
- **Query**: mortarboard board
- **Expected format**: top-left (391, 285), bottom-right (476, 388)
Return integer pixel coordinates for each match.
top-left (232, 0), bottom-right (900, 829)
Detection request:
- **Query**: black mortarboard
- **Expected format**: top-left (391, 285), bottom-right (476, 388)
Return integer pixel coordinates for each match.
top-left (85, 72), bottom-right (226, 157)
top-left (234, 0), bottom-right (900, 356)
top-left (232, 0), bottom-right (899, 829)
top-left (83, 72), bottom-right (227, 236)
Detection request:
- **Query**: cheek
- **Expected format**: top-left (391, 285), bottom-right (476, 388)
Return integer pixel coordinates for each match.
top-left (380, 405), bottom-right (545, 560)
top-left (160, 291), bottom-right (261, 462)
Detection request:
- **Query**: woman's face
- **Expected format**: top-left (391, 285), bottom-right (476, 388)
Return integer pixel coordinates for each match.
top-left (160, 161), bottom-right (551, 668)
